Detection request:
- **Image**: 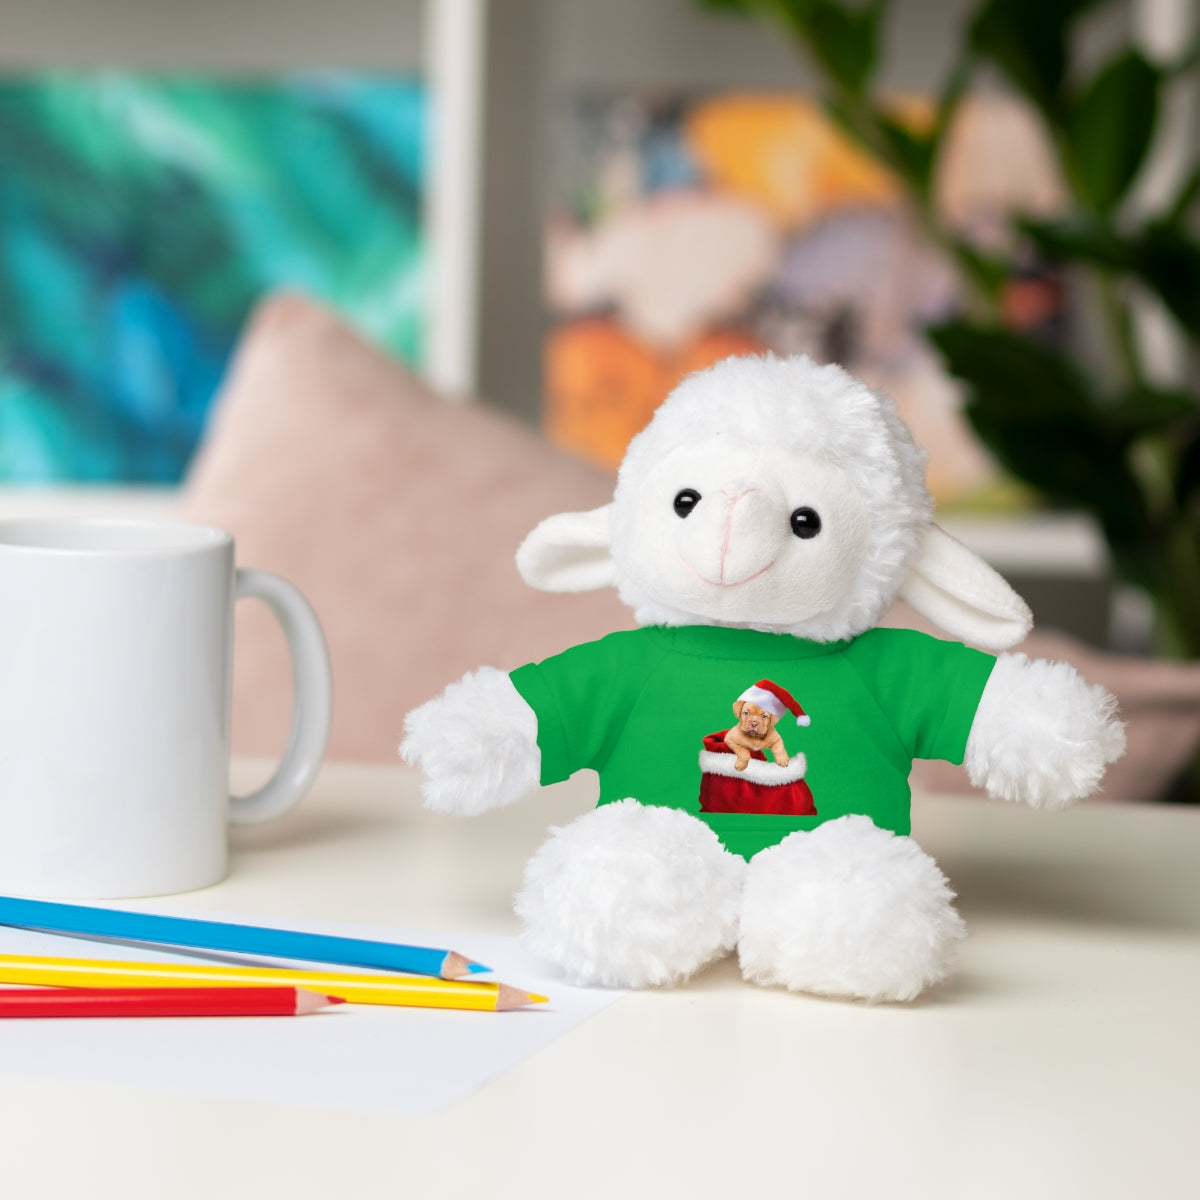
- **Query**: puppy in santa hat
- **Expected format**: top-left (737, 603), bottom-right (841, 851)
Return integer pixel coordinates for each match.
top-left (725, 679), bottom-right (808, 772)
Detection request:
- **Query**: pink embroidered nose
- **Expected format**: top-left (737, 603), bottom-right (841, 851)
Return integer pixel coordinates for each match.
top-left (676, 483), bottom-right (785, 588)
top-left (716, 488), bottom-right (775, 584)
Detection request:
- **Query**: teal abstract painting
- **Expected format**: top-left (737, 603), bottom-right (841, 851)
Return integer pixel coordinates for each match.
top-left (0, 72), bottom-right (426, 482)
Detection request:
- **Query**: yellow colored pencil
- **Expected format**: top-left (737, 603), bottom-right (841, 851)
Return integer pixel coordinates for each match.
top-left (0, 955), bottom-right (546, 1012)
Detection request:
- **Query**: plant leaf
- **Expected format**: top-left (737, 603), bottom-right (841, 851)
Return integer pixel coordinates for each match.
top-left (775, 0), bottom-right (889, 95)
top-left (875, 111), bottom-right (936, 194)
top-left (1020, 217), bottom-right (1200, 346)
top-left (1135, 223), bottom-right (1200, 339)
top-left (970, 405), bottom-right (1149, 551)
top-left (1106, 387), bottom-right (1200, 437)
top-left (968, 0), bottom-right (1107, 115)
top-left (694, 0), bottom-right (756, 12)
top-left (1177, 430), bottom-right (1200, 508)
top-left (1166, 165), bottom-right (1200, 224)
top-left (1019, 215), bottom-right (1135, 270)
top-left (1064, 51), bottom-right (1160, 213)
top-left (928, 321), bottom-right (1098, 418)
top-left (929, 320), bottom-right (1152, 567)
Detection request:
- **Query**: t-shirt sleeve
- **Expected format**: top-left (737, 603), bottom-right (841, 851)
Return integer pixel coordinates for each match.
top-left (847, 628), bottom-right (997, 764)
top-left (509, 631), bottom-right (663, 786)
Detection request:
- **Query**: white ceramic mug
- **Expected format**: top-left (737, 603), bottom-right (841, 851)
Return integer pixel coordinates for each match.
top-left (0, 517), bottom-right (332, 898)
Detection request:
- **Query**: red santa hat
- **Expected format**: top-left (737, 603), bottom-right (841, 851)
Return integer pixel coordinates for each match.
top-left (737, 679), bottom-right (810, 725)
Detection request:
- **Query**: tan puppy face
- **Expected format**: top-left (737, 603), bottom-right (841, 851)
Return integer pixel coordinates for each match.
top-left (733, 700), bottom-right (777, 740)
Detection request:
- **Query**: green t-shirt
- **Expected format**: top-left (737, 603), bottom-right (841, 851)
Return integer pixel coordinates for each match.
top-left (510, 625), bottom-right (996, 860)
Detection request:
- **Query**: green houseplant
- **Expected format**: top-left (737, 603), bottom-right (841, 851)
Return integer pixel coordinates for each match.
top-left (700, 0), bottom-right (1200, 664)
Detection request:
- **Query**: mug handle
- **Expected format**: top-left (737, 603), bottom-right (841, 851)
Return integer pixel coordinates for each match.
top-left (228, 568), bottom-right (332, 826)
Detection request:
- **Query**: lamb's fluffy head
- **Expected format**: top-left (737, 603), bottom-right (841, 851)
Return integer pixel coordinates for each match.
top-left (518, 353), bottom-right (1032, 649)
top-left (608, 354), bottom-right (932, 641)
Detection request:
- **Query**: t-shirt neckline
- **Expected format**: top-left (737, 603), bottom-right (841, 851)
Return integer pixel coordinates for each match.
top-left (652, 624), bottom-right (849, 661)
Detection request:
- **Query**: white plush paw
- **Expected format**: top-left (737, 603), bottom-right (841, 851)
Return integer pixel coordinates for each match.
top-left (515, 800), bottom-right (746, 988)
top-left (738, 815), bottom-right (966, 1003)
top-left (965, 652), bottom-right (1127, 810)
top-left (399, 667), bottom-right (541, 815)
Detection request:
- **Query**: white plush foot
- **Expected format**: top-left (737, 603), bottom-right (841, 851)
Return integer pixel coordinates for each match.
top-left (738, 815), bottom-right (966, 1003)
top-left (515, 800), bottom-right (746, 988)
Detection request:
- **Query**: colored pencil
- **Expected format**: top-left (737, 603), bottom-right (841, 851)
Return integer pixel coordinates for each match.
top-left (0, 894), bottom-right (488, 979)
top-left (0, 955), bottom-right (547, 1011)
top-left (0, 986), bottom-right (343, 1018)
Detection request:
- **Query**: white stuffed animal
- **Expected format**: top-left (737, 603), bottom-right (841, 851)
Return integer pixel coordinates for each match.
top-left (401, 354), bottom-right (1125, 1002)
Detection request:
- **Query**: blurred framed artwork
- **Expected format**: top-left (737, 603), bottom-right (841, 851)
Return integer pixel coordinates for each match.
top-left (0, 71), bottom-right (426, 482)
top-left (544, 90), bottom-right (1067, 510)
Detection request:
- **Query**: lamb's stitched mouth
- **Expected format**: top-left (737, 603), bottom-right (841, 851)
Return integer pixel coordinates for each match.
top-left (679, 555), bottom-right (776, 588)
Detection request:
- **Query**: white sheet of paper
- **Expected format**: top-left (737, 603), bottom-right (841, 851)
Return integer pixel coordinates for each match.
top-left (0, 913), bottom-right (624, 1114)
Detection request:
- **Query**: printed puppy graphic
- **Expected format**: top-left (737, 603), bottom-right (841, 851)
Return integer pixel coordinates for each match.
top-left (724, 680), bottom-right (809, 770)
top-left (725, 701), bottom-right (789, 771)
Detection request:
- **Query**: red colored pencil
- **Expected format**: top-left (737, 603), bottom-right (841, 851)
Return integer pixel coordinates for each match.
top-left (0, 986), bottom-right (345, 1018)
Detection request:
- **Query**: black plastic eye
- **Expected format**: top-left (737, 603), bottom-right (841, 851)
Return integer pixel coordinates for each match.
top-left (790, 507), bottom-right (821, 539)
top-left (673, 489), bottom-right (701, 518)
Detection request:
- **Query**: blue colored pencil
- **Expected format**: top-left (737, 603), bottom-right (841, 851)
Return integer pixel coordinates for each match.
top-left (0, 895), bottom-right (490, 979)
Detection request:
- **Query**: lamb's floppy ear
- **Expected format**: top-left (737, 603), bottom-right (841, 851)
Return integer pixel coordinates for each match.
top-left (898, 524), bottom-right (1033, 651)
top-left (516, 505), bottom-right (616, 592)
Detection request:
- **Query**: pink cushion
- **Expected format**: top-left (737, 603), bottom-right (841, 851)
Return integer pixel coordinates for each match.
top-left (181, 293), bottom-right (631, 763)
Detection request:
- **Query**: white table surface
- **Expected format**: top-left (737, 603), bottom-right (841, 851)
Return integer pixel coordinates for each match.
top-left (0, 760), bottom-right (1196, 1200)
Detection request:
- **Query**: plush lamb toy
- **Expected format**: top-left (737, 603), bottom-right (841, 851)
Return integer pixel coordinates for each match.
top-left (401, 354), bottom-right (1126, 1002)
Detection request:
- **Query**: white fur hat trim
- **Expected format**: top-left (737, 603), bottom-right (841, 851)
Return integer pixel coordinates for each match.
top-left (738, 680), bottom-right (811, 726)
top-left (738, 684), bottom-right (784, 716)
top-left (698, 750), bottom-right (808, 785)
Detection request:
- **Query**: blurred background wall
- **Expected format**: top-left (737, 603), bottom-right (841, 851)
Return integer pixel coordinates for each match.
top-left (3, 0), bottom-right (1198, 795)
top-left (0, 0), bottom-right (1193, 655)
top-left (0, 0), bottom-right (1139, 447)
